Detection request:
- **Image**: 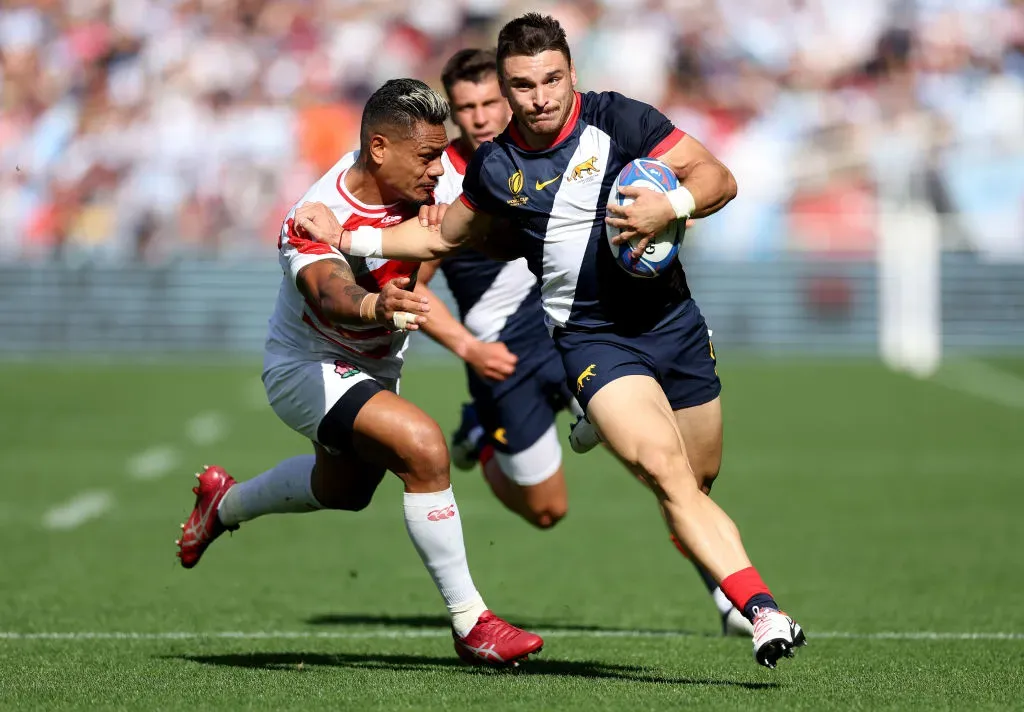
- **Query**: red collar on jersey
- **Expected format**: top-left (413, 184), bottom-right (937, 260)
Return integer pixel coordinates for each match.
top-left (508, 91), bottom-right (581, 152)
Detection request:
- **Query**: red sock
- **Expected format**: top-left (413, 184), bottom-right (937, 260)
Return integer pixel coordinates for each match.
top-left (720, 567), bottom-right (777, 619)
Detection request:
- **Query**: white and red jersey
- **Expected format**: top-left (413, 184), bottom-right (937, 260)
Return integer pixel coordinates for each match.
top-left (265, 151), bottom-right (420, 379)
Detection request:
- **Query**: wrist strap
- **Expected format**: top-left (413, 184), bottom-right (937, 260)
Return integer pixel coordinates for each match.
top-left (666, 186), bottom-right (696, 220)
top-left (349, 226), bottom-right (383, 258)
top-left (359, 293), bottom-right (379, 323)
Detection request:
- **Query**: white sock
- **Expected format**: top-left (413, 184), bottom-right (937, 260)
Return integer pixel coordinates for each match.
top-left (712, 586), bottom-right (734, 617)
top-left (403, 487), bottom-right (486, 637)
top-left (217, 455), bottom-right (322, 526)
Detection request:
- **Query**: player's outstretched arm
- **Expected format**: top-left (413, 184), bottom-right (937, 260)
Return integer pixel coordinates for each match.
top-left (293, 200), bottom-right (491, 262)
top-left (296, 258), bottom-right (429, 332)
top-left (412, 261), bottom-right (518, 381)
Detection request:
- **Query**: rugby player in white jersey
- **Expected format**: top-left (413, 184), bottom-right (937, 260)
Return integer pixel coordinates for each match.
top-left (414, 48), bottom-right (752, 637)
top-left (174, 79), bottom-right (542, 668)
top-left (294, 16), bottom-right (807, 669)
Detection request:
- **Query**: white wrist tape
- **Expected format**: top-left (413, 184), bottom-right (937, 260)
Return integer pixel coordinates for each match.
top-left (666, 186), bottom-right (696, 220)
top-left (391, 312), bottom-right (416, 331)
top-left (348, 226), bottom-right (383, 258)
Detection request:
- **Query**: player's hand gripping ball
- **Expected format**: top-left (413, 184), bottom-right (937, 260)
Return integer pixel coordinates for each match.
top-left (605, 158), bottom-right (686, 278)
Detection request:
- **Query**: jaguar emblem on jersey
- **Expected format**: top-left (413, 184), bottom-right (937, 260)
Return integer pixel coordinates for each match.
top-left (506, 170), bottom-right (528, 206)
top-left (576, 364), bottom-right (597, 393)
top-left (335, 361), bottom-right (361, 378)
top-left (569, 156), bottom-right (599, 182)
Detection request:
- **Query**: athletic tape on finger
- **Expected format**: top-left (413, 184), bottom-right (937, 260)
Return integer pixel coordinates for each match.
top-left (392, 312), bottom-right (416, 331)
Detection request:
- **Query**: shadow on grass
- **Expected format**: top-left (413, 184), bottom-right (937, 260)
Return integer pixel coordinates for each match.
top-left (303, 612), bottom-right (712, 638)
top-left (172, 651), bottom-right (777, 689)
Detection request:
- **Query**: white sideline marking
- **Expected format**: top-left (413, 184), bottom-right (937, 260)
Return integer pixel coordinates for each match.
top-left (42, 492), bottom-right (113, 530)
top-left (1, 629), bottom-right (1022, 642)
top-left (933, 359), bottom-right (1024, 410)
top-left (127, 446), bottom-right (179, 481)
top-left (184, 411), bottom-right (228, 446)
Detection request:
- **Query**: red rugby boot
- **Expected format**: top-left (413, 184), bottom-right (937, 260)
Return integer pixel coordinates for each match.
top-left (176, 465), bottom-right (238, 569)
top-left (452, 611), bottom-right (544, 667)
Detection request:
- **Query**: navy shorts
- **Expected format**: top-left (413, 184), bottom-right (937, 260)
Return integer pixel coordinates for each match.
top-left (467, 341), bottom-right (570, 455)
top-left (555, 299), bottom-right (721, 412)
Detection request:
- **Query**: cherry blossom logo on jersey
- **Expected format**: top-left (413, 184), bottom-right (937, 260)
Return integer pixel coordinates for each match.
top-left (427, 505), bottom-right (456, 521)
top-left (380, 214), bottom-right (404, 226)
top-left (334, 361), bottom-right (362, 379)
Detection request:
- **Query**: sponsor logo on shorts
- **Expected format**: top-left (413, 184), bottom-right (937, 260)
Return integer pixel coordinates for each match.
top-left (576, 364), bottom-right (597, 393)
top-left (427, 505), bottom-right (456, 521)
top-left (493, 428), bottom-right (508, 445)
top-left (334, 361), bottom-right (361, 379)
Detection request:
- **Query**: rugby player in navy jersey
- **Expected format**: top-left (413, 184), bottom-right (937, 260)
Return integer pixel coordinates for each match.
top-left (412, 47), bottom-right (753, 637)
top-left (294, 15), bottom-right (806, 668)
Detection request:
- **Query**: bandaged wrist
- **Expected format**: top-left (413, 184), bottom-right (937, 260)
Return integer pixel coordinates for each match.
top-left (666, 186), bottom-right (697, 220)
top-left (359, 293), bottom-right (379, 323)
top-left (349, 226), bottom-right (383, 258)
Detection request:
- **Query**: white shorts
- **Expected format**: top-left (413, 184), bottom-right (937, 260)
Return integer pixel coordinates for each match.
top-left (493, 423), bottom-right (562, 487)
top-left (262, 352), bottom-right (398, 447)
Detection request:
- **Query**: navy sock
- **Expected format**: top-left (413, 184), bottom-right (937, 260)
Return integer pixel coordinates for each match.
top-left (743, 593), bottom-right (779, 622)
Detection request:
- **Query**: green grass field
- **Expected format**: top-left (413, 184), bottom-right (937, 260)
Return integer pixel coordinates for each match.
top-left (1, 357), bottom-right (1022, 710)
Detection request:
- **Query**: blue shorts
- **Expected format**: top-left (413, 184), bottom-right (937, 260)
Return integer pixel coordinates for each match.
top-left (467, 340), bottom-right (570, 455)
top-left (555, 299), bottom-right (721, 412)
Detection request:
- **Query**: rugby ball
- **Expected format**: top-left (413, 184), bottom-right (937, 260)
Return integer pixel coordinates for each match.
top-left (605, 158), bottom-right (684, 278)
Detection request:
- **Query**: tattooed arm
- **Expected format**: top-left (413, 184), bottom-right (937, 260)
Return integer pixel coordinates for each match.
top-left (295, 258), bottom-right (430, 330)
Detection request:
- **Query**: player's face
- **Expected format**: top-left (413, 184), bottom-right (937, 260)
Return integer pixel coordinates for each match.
top-left (499, 50), bottom-right (576, 141)
top-left (448, 75), bottom-right (511, 152)
top-left (376, 121), bottom-right (448, 203)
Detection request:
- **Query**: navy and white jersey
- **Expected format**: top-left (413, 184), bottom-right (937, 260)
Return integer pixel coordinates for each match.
top-left (460, 91), bottom-right (691, 334)
top-left (435, 141), bottom-right (552, 371)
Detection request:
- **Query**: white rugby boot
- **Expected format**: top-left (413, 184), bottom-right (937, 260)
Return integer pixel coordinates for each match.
top-left (723, 607), bottom-right (755, 637)
top-left (568, 415), bottom-right (601, 454)
top-left (752, 607), bottom-right (806, 668)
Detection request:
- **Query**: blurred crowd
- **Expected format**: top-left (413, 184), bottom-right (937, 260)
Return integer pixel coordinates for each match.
top-left (1, 0), bottom-right (1023, 264)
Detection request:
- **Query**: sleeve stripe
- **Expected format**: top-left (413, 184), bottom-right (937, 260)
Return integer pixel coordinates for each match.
top-left (284, 218), bottom-right (335, 255)
top-left (458, 193), bottom-right (479, 212)
top-left (648, 127), bottom-right (686, 158)
top-left (289, 236), bottom-right (335, 255)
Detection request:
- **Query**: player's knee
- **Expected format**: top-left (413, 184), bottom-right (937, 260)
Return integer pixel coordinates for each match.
top-left (396, 419), bottom-right (450, 489)
top-left (528, 501), bottom-right (568, 530)
top-left (632, 445), bottom-right (696, 500)
top-left (697, 463), bottom-right (721, 495)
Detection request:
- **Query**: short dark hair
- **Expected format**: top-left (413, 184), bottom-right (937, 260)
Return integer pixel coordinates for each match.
top-left (359, 78), bottom-right (449, 152)
top-left (496, 13), bottom-right (571, 69)
top-left (441, 48), bottom-right (498, 98)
